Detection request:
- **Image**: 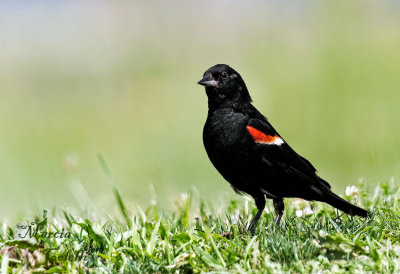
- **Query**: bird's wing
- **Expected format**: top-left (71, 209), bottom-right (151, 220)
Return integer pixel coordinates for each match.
top-left (246, 118), bottom-right (331, 189)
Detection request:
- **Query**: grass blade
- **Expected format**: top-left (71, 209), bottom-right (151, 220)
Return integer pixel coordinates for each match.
top-left (146, 217), bottom-right (161, 255)
top-left (98, 155), bottom-right (132, 229)
top-left (1, 251), bottom-right (9, 274)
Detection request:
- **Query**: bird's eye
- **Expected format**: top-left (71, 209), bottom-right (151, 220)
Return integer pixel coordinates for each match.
top-left (220, 72), bottom-right (228, 80)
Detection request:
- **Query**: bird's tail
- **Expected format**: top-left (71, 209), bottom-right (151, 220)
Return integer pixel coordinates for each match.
top-left (323, 191), bottom-right (368, 217)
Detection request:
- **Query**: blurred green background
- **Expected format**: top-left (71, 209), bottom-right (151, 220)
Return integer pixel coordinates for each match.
top-left (0, 1), bottom-right (399, 219)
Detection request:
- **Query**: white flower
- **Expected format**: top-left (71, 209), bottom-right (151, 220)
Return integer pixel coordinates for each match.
top-left (293, 199), bottom-right (314, 217)
top-left (345, 185), bottom-right (359, 197)
top-left (319, 230), bottom-right (328, 238)
top-left (63, 152), bottom-right (79, 172)
top-left (303, 206), bottom-right (314, 216)
top-left (295, 206), bottom-right (314, 217)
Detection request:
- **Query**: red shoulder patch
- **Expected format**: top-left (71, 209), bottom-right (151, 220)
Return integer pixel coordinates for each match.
top-left (246, 126), bottom-right (284, 145)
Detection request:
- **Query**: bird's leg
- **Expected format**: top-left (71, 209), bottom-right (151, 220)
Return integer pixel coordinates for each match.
top-left (273, 198), bottom-right (285, 226)
top-left (248, 197), bottom-right (265, 234)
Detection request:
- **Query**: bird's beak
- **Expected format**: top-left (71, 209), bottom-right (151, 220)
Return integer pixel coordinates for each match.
top-left (197, 74), bottom-right (218, 87)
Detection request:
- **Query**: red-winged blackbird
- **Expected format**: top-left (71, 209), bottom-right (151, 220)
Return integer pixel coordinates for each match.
top-left (198, 64), bottom-right (368, 233)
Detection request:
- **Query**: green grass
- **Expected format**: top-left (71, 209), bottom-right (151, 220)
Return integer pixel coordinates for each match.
top-left (1, 181), bottom-right (400, 273)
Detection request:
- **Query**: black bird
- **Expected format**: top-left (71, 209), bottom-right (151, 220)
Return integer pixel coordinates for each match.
top-left (198, 64), bottom-right (368, 233)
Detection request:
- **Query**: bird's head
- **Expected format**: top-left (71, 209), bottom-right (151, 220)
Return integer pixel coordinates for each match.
top-left (197, 64), bottom-right (252, 107)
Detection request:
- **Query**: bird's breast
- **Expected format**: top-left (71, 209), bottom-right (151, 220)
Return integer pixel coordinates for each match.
top-left (204, 110), bottom-right (248, 148)
top-left (203, 109), bottom-right (251, 172)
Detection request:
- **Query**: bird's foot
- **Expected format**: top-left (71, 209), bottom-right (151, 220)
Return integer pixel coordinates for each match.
top-left (248, 219), bottom-right (257, 235)
top-left (275, 214), bottom-right (282, 226)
